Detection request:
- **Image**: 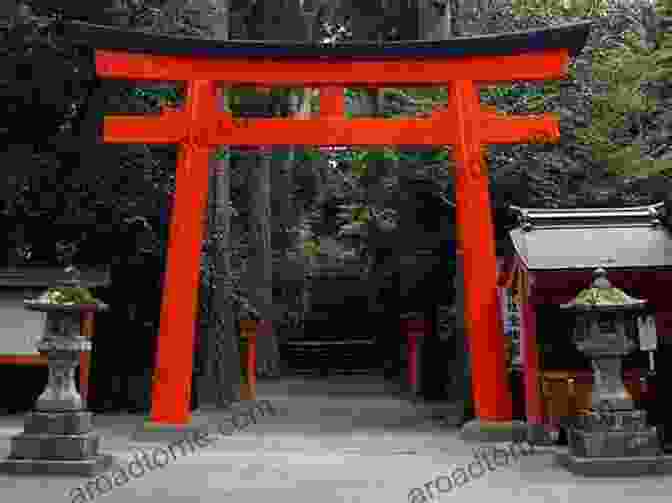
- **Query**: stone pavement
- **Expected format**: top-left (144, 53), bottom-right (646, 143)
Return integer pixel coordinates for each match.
top-left (1, 374), bottom-right (671, 503)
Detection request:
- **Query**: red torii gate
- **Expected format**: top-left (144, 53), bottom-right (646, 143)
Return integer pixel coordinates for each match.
top-left (63, 21), bottom-right (590, 432)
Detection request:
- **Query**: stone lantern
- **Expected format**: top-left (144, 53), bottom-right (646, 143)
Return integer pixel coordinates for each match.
top-left (556, 267), bottom-right (672, 476)
top-left (0, 267), bottom-right (115, 475)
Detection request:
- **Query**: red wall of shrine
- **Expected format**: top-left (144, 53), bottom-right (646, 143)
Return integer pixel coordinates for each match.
top-left (527, 269), bottom-right (672, 341)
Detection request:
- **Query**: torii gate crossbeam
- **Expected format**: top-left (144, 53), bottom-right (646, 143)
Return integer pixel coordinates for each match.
top-left (62, 20), bottom-right (590, 429)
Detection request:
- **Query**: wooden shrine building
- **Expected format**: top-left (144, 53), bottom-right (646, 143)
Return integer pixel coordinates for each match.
top-left (499, 203), bottom-right (672, 443)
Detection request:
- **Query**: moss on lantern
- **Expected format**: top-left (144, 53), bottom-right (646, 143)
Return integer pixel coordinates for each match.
top-left (30, 266), bottom-right (105, 307)
top-left (573, 286), bottom-right (633, 306)
top-left (563, 268), bottom-right (646, 309)
top-left (36, 285), bottom-right (104, 306)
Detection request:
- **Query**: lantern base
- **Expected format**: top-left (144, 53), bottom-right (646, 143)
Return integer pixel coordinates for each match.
top-left (558, 407), bottom-right (672, 476)
top-left (0, 454), bottom-right (116, 476)
top-left (567, 427), bottom-right (660, 458)
top-left (0, 410), bottom-right (115, 476)
top-left (556, 451), bottom-right (672, 476)
top-left (24, 411), bottom-right (93, 435)
top-left (9, 432), bottom-right (100, 460)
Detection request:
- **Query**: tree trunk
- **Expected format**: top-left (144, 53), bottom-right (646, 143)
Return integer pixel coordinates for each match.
top-left (418, 0), bottom-right (452, 40)
top-left (273, 88), bottom-right (313, 340)
top-left (202, 88), bottom-right (242, 406)
top-left (190, 0), bottom-right (241, 407)
top-left (246, 149), bottom-right (280, 376)
top-left (415, 0), bottom-right (472, 419)
top-left (451, 0), bottom-right (490, 36)
top-left (271, 1), bottom-right (318, 340)
top-left (454, 249), bottom-right (474, 422)
top-left (239, 0), bottom-right (311, 377)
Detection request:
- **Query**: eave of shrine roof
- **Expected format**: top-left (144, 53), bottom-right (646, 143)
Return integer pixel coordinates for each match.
top-left (508, 203), bottom-right (672, 271)
top-left (59, 20), bottom-right (591, 60)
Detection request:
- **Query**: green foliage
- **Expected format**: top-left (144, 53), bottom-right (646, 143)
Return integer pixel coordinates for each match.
top-left (482, 86), bottom-right (544, 100)
top-left (336, 203), bottom-right (370, 236)
top-left (648, 0), bottom-right (672, 81)
top-left (498, 0), bottom-right (672, 181)
top-left (510, 0), bottom-right (610, 19)
top-left (0, 1), bottom-right (213, 266)
top-left (132, 87), bottom-right (182, 107)
top-left (575, 5), bottom-right (672, 177)
top-left (301, 239), bottom-right (321, 257)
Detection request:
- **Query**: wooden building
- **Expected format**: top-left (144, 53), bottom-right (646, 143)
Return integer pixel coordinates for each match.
top-left (499, 203), bottom-right (672, 442)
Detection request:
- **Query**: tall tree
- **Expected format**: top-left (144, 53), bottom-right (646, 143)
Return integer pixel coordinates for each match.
top-left (414, 0), bottom-right (474, 419)
top-left (418, 0), bottom-right (452, 39)
top-left (238, 0), bottom-right (309, 377)
top-left (183, 0), bottom-right (241, 406)
top-left (271, 1), bottom-right (325, 338)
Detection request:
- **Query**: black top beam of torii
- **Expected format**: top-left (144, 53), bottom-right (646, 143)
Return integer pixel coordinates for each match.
top-left (57, 19), bottom-right (591, 60)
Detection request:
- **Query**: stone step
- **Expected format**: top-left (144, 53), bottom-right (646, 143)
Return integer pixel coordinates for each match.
top-left (280, 339), bottom-right (382, 375)
top-left (10, 432), bottom-right (100, 460)
top-left (0, 454), bottom-right (116, 476)
top-left (24, 411), bottom-right (93, 435)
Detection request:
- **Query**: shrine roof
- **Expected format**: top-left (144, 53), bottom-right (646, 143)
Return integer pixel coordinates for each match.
top-left (59, 20), bottom-right (590, 59)
top-left (508, 203), bottom-right (672, 271)
top-left (0, 267), bottom-right (110, 288)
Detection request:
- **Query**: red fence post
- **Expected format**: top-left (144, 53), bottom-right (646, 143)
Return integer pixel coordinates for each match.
top-left (402, 318), bottom-right (429, 395)
top-left (240, 320), bottom-right (257, 400)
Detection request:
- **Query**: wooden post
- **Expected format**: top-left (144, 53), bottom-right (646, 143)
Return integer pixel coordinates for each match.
top-left (79, 312), bottom-right (94, 402)
top-left (521, 271), bottom-right (544, 424)
top-left (240, 320), bottom-right (257, 400)
top-left (248, 332), bottom-right (256, 398)
top-left (403, 319), bottom-right (423, 394)
top-left (453, 248), bottom-right (470, 413)
top-left (320, 87), bottom-right (345, 119)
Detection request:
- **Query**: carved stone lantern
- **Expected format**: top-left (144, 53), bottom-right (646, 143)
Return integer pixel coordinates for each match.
top-left (556, 267), bottom-right (672, 476)
top-left (0, 267), bottom-right (114, 475)
top-left (562, 267), bottom-right (645, 411)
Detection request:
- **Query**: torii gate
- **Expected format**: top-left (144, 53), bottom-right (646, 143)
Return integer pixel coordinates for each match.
top-left (63, 20), bottom-right (590, 432)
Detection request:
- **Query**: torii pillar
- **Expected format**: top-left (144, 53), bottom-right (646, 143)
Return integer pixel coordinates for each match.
top-left (63, 19), bottom-right (590, 441)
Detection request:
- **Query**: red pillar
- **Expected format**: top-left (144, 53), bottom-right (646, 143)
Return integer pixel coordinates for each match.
top-left (79, 312), bottom-right (94, 402)
top-left (149, 80), bottom-right (217, 425)
top-left (521, 271), bottom-right (543, 425)
top-left (403, 319), bottom-right (427, 394)
top-left (449, 80), bottom-right (512, 421)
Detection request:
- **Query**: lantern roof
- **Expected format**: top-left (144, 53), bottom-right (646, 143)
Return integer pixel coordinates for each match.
top-left (58, 20), bottom-right (590, 59)
top-left (560, 268), bottom-right (647, 311)
top-left (508, 203), bottom-right (672, 271)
